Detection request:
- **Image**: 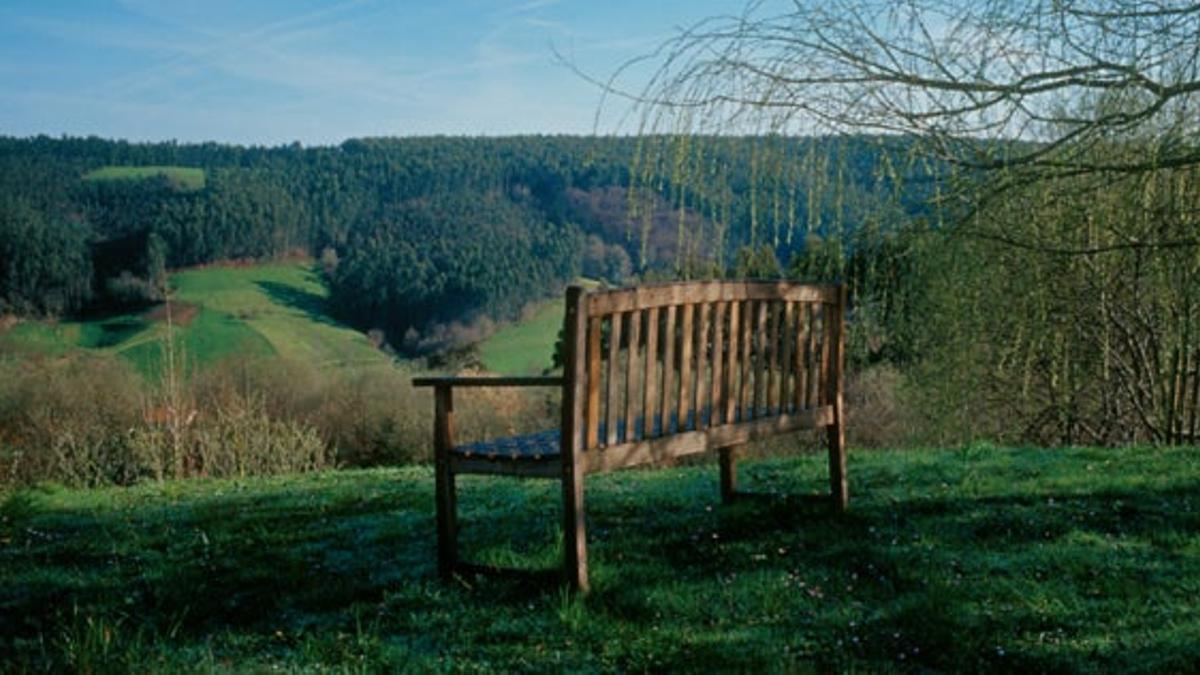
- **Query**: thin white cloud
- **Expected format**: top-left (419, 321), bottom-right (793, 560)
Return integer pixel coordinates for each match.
top-left (494, 0), bottom-right (562, 17)
top-left (0, 0), bottom-right (700, 141)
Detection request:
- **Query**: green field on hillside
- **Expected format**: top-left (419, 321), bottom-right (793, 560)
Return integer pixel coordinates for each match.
top-left (2, 444), bottom-right (1198, 671)
top-left (83, 165), bottom-right (206, 191)
top-left (478, 280), bottom-right (600, 374)
top-left (0, 263), bottom-right (387, 375)
top-left (479, 300), bottom-right (564, 374)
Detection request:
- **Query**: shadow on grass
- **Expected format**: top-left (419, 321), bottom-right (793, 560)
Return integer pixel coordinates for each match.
top-left (3, 455), bottom-right (1200, 671)
top-left (255, 280), bottom-right (339, 327)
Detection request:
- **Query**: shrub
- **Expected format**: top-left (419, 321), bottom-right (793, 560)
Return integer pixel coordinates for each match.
top-left (845, 364), bottom-right (914, 448)
top-left (0, 351), bottom-right (559, 488)
top-left (0, 355), bottom-right (142, 486)
top-left (126, 394), bottom-right (329, 481)
top-left (103, 271), bottom-right (162, 308)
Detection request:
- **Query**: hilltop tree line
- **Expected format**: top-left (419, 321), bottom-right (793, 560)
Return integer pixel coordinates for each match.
top-left (0, 134), bottom-right (920, 351)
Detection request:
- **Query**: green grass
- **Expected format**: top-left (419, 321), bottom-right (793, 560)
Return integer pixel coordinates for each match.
top-left (169, 263), bottom-right (384, 369)
top-left (479, 300), bottom-right (564, 374)
top-left (479, 279), bottom-right (600, 374)
top-left (0, 321), bottom-right (83, 356)
top-left (83, 165), bottom-right (206, 191)
top-left (120, 307), bottom-right (275, 376)
top-left (0, 262), bottom-right (388, 375)
top-left (2, 444), bottom-right (1198, 671)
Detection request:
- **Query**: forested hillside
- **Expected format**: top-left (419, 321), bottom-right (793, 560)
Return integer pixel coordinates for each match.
top-left (0, 135), bottom-right (920, 352)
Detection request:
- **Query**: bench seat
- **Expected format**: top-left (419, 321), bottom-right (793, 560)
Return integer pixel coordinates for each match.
top-left (455, 408), bottom-right (800, 461)
top-left (454, 429), bottom-right (562, 461)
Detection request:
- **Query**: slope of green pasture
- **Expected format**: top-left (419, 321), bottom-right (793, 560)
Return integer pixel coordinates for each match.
top-left (2, 315), bottom-right (156, 356)
top-left (478, 279), bottom-right (601, 374)
top-left (170, 264), bottom-right (384, 368)
top-left (479, 300), bottom-right (564, 374)
top-left (83, 165), bottom-right (205, 191)
top-left (118, 307), bottom-right (274, 376)
top-left (0, 263), bottom-right (387, 374)
top-left (0, 321), bottom-right (82, 357)
top-left (3, 444), bottom-right (1199, 672)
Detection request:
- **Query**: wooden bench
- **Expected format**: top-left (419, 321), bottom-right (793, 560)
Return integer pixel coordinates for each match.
top-left (413, 280), bottom-right (847, 592)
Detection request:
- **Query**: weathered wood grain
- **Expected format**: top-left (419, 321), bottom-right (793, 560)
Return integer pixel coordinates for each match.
top-left (725, 300), bottom-right (740, 424)
top-left (562, 286), bottom-right (590, 591)
top-left (588, 280), bottom-right (840, 314)
top-left (585, 317), bottom-right (602, 450)
top-left (606, 312), bottom-right (623, 447)
top-left (780, 301), bottom-right (795, 414)
top-left (643, 307), bottom-right (660, 440)
top-left (677, 303), bottom-right (694, 432)
top-left (661, 305), bottom-right (677, 436)
top-left (696, 303), bottom-right (711, 430)
top-left (711, 301), bottom-right (726, 427)
top-left (413, 376), bottom-right (563, 388)
top-left (827, 287), bottom-right (848, 511)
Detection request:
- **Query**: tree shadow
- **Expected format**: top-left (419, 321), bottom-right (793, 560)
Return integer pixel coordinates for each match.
top-left (255, 280), bottom-right (338, 326)
top-left (4, 465), bottom-right (1200, 671)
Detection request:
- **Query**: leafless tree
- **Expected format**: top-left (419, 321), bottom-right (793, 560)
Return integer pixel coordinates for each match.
top-left (604, 1), bottom-right (1200, 444)
top-left (620, 1), bottom-right (1200, 180)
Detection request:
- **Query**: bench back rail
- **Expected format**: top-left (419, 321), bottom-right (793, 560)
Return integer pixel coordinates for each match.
top-left (567, 281), bottom-right (844, 474)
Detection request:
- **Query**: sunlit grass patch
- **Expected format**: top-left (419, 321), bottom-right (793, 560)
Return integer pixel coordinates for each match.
top-left (83, 166), bottom-right (205, 191)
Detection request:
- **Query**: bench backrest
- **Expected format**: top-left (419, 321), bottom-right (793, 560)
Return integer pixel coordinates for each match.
top-left (561, 281), bottom-right (845, 474)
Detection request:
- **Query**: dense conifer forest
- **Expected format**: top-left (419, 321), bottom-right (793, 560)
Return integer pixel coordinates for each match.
top-left (0, 135), bottom-right (919, 351)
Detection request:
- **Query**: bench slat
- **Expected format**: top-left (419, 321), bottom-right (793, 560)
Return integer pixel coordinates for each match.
top-left (606, 312), bottom-right (623, 447)
top-left (710, 301), bottom-right (726, 427)
top-left (660, 305), bottom-right (676, 437)
top-left (780, 301), bottom-right (795, 414)
top-left (586, 405), bottom-right (835, 473)
top-left (454, 429), bottom-right (560, 461)
top-left (677, 303), bottom-right (694, 432)
top-left (587, 281), bottom-right (840, 314)
top-left (793, 303), bottom-right (807, 411)
top-left (413, 376), bottom-right (563, 387)
top-left (696, 303), bottom-right (710, 430)
top-left (739, 300), bottom-right (753, 422)
top-left (821, 303), bottom-right (834, 406)
top-left (725, 299), bottom-right (740, 424)
top-left (643, 307), bottom-right (660, 440)
top-left (805, 304), bottom-right (818, 409)
top-left (767, 301), bottom-right (780, 413)
top-left (625, 309), bottom-right (642, 441)
top-left (752, 301), bottom-right (768, 417)
top-left (586, 317), bottom-right (602, 449)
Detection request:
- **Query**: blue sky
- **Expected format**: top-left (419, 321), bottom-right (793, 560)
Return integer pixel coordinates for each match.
top-left (0, 0), bottom-right (738, 145)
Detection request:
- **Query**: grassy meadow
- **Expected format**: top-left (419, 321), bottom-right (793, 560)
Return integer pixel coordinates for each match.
top-left (83, 165), bottom-right (206, 191)
top-left (478, 299), bottom-right (563, 374)
top-left (478, 279), bottom-right (598, 374)
top-left (2, 444), bottom-right (1198, 672)
top-left (1, 262), bottom-right (388, 377)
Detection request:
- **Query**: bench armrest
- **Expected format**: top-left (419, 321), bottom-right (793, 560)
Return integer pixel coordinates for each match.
top-left (412, 375), bottom-right (564, 388)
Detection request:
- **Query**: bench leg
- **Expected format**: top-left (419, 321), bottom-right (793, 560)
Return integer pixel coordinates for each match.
top-left (827, 407), bottom-right (848, 512)
top-left (561, 463), bottom-right (589, 593)
top-left (434, 387), bottom-right (458, 579)
top-left (435, 458), bottom-right (457, 579)
top-left (719, 445), bottom-right (739, 504)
